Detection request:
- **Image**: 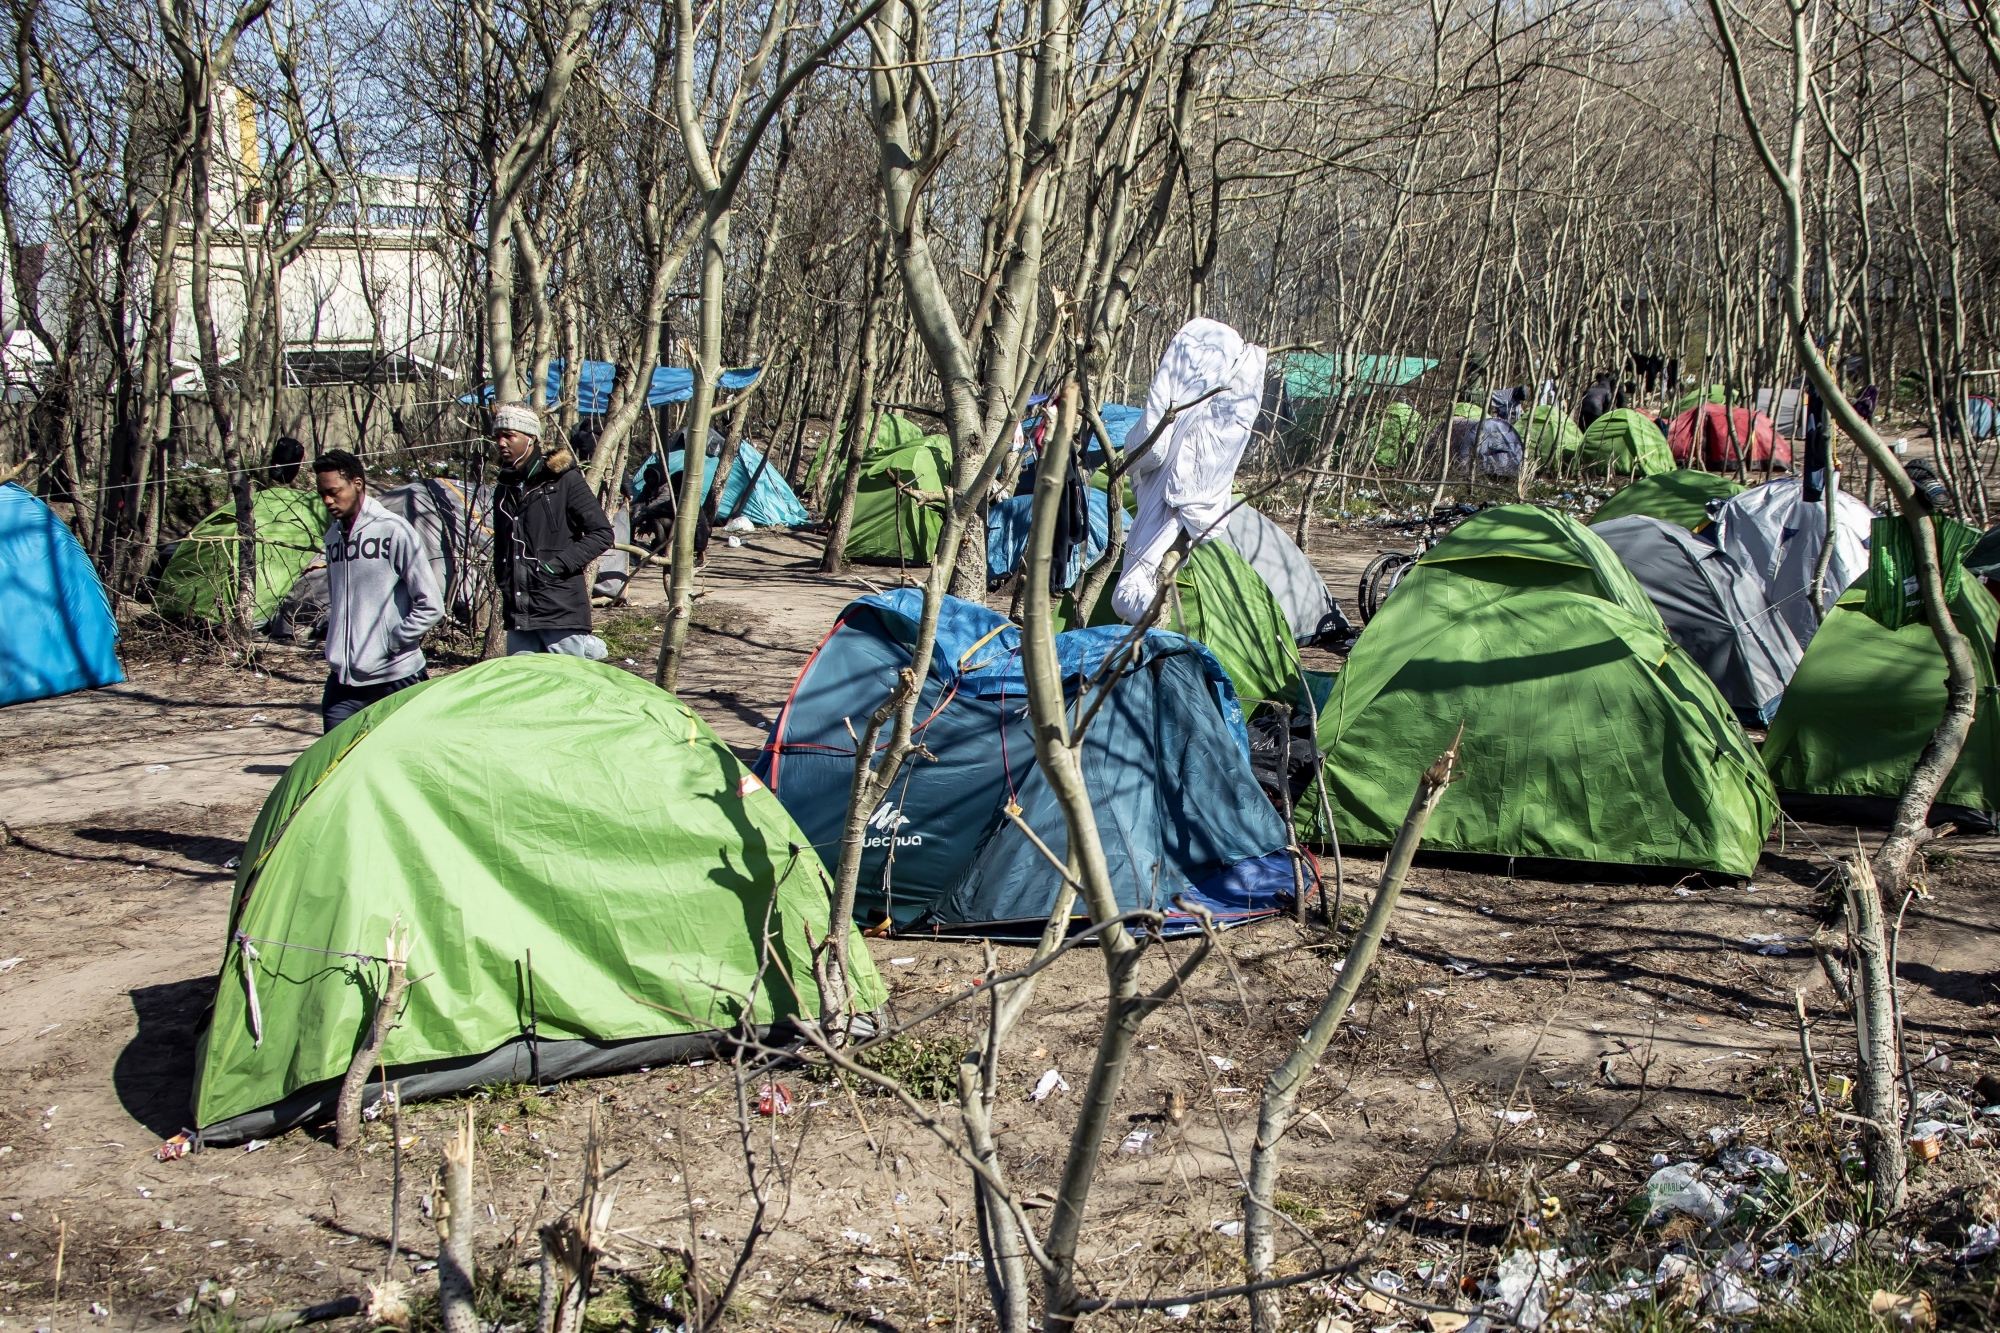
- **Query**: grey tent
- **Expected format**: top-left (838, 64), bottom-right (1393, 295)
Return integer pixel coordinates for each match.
top-left (270, 478), bottom-right (493, 642)
top-left (1438, 416), bottom-right (1524, 478)
top-left (1214, 504), bottom-right (1349, 644)
top-left (1593, 514), bottom-right (1803, 724)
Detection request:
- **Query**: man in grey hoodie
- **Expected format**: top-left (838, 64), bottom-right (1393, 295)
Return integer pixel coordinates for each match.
top-left (314, 450), bottom-right (445, 731)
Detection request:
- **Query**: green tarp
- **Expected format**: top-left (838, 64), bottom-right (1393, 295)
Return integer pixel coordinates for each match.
top-left (1579, 409), bottom-right (1672, 476)
top-left (1523, 405), bottom-right (1583, 461)
top-left (1588, 470), bottom-right (1744, 531)
top-left (1075, 538), bottom-right (1302, 708)
top-left (1763, 582), bottom-right (2000, 814)
top-left (1284, 353), bottom-right (1438, 400)
top-left (1302, 505), bottom-right (1776, 875)
top-left (1373, 403), bottom-right (1428, 467)
top-left (193, 655), bottom-right (885, 1136)
top-left (845, 418), bottom-right (953, 565)
top-left (157, 487), bottom-right (330, 624)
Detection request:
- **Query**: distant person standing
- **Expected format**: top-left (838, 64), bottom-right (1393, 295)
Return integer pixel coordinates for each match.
top-left (268, 436), bottom-right (306, 484)
top-left (314, 450), bottom-right (445, 731)
top-left (490, 402), bottom-right (615, 658)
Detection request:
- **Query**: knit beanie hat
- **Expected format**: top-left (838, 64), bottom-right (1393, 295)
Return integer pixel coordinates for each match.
top-left (492, 402), bottom-right (543, 438)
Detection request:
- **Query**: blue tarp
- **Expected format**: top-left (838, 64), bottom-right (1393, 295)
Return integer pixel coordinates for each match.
top-left (1, 483), bottom-right (124, 706)
top-left (659, 439), bottom-right (810, 527)
top-left (462, 361), bottom-right (763, 411)
top-left (1966, 396), bottom-right (1998, 440)
top-left (986, 489), bottom-right (1110, 583)
top-left (1100, 402), bottom-right (1144, 449)
top-left (754, 589), bottom-right (1300, 934)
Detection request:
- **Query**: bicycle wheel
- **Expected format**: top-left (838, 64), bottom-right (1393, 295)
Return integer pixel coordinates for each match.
top-left (1359, 551), bottom-right (1417, 621)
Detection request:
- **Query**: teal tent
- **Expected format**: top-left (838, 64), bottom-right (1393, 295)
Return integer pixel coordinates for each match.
top-left (665, 439), bottom-right (811, 526)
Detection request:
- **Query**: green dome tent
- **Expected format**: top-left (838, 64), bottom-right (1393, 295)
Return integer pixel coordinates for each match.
top-left (1074, 538), bottom-right (1302, 709)
top-left (157, 487), bottom-right (330, 625)
top-left (1302, 505), bottom-right (1776, 875)
top-left (1524, 406), bottom-right (1583, 462)
top-left (192, 655), bottom-right (885, 1144)
top-left (1674, 384), bottom-right (1734, 413)
top-left (1588, 470), bottom-right (1743, 531)
top-left (1579, 408), bottom-right (1672, 476)
top-left (1762, 582), bottom-right (2000, 819)
top-left (844, 417), bottom-right (953, 565)
top-left (1373, 403), bottom-right (1429, 467)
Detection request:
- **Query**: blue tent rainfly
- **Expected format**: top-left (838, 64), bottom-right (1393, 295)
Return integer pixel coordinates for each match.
top-left (1, 482), bottom-right (124, 706)
top-left (661, 439), bottom-right (810, 527)
top-left (462, 360), bottom-right (763, 411)
top-left (754, 588), bottom-right (1305, 935)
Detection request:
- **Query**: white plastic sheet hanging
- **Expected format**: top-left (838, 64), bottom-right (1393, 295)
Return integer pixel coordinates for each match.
top-left (1112, 318), bottom-right (1269, 623)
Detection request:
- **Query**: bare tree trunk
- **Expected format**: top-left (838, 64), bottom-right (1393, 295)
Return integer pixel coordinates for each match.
top-left (1843, 855), bottom-right (1907, 1213)
top-left (433, 1107), bottom-right (479, 1333)
top-left (1245, 735), bottom-right (1458, 1331)
top-left (1711, 0), bottom-right (1979, 899)
top-left (537, 1108), bottom-right (615, 1333)
top-left (334, 925), bottom-right (409, 1149)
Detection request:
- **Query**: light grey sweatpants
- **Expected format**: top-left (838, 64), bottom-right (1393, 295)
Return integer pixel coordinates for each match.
top-left (507, 629), bottom-right (609, 660)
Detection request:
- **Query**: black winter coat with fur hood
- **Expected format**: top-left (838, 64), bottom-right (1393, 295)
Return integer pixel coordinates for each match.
top-left (494, 445), bottom-right (615, 631)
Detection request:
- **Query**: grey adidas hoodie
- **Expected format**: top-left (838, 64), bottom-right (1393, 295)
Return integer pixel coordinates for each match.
top-left (324, 495), bottom-right (445, 685)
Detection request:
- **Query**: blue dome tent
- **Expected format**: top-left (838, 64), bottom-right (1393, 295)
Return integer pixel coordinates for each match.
top-left (653, 438), bottom-right (810, 527)
top-left (986, 489), bottom-right (1110, 583)
top-left (1, 483), bottom-right (124, 706)
top-left (754, 589), bottom-right (1304, 936)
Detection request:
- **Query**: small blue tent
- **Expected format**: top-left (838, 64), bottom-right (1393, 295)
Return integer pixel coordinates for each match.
top-left (462, 361), bottom-right (763, 411)
top-left (659, 439), bottom-right (810, 527)
top-left (754, 589), bottom-right (1303, 935)
top-left (1, 483), bottom-right (124, 706)
top-left (986, 489), bottom-right (1109, 583)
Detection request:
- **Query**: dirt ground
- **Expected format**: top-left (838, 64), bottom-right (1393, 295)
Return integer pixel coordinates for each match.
top-left (3, 523), bottom-right (1999, 1332)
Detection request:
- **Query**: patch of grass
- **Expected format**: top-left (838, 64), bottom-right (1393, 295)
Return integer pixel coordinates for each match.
top-left (809, 1034), bottom-right (971, 1101)
top-left (1606, 1252), bottom-right (1937, 1333)
top-left (860, 1034), bottom-right (972, 1101)
top-left (1273, 1192), bottom-right (1324, 1224)
top-left (596, 609), bottom-right (660, 662)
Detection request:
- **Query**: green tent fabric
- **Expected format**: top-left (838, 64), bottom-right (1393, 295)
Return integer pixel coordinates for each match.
top-left (1963, 523), bottom-right (2000, 580)
top-left (1579, 409), bottom-right (1673, 476)
top-left (1523, 405), bottom-right (1583, 461)
top-left (1762, 582), bottom-right (2000, 815)
top-left (845, 419), bottom-right (953, 565)
top-left (1862, 515), bottom-right (1981, 630)
top-left (1451, 401), bottom-right (1487, 420)
top-left (157, 488), bottom-right (330, 624)
top-left (1075, 539), bottom-right (1302, 708)
top-left (1674, 384), bottom-right (1734, 413)
top-left (1301, 505), bottom-right (1776, 875)
top-left (192, 655), bottom-right (886, 1142)
top-left (1373, 404), bottom-right (1429, 467)
top-left (1588, 470), bottom-right (1744, 531)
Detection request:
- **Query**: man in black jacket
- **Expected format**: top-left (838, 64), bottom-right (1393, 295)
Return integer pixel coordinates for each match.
top-left (491, 402), bottom-right (616, 657)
